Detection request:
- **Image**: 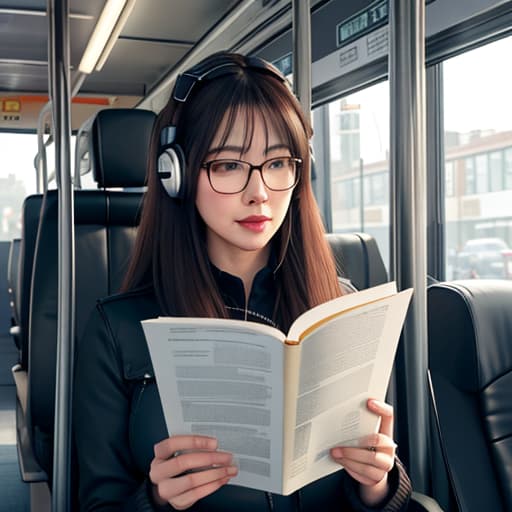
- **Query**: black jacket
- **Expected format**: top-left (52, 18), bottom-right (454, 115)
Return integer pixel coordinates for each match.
top-left (73, 269), bottom-right (411, 511)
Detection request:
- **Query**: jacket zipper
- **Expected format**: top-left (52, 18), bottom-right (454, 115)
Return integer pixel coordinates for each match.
top-left (266, 491), bottom-right (274, 511)
top-left (134, 372), bottom-right (152, 411)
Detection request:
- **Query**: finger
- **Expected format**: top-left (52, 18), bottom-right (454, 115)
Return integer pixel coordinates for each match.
top-left (343, 466), bottom-right (381, 487)
top-left (157, 465), bottom-right (238, 502)
top-left (356, 432), bottom-right (397, 453)
top-left (367, 399), bottom-right (394, 437)
top-left (154, 435), bottom-right (217, 460)
top-left (170, 476), bottom-right (233, 510)
top-left (170, 450), bottom-right (233, 478)
top-left (331, 447), bottom-right (394, 473)
top-left (151, 450), bottom-right (233, 482)
top-left (341, 458), bottom-right (388, 486)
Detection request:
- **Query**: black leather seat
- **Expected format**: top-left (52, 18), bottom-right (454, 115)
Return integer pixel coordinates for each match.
top-left (15, 195), bottom-right (44, 370)
top-left (19, 108), bottom-right (155, 482)
top-left (7, 237), bottom-right (21, 345)
top-left (428, 280), bottom-right (512, 512)
top-left (326, 232), bottom-right (388, 289)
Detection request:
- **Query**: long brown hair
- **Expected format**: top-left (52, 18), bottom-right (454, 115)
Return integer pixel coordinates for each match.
top-left (122, 52), bottom-right (341, 330)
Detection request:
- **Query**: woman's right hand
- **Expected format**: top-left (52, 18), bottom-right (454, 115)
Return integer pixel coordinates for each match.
top-left (149, 435), bottom-right (238, 510)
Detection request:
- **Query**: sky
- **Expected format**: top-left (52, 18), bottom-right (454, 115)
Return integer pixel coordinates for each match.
top-left (0, 133), bottom-right (39, 194)
top-left (443, 36), bottom-right (512, 133)
top-left (0, 133), bottom-right (78, 195)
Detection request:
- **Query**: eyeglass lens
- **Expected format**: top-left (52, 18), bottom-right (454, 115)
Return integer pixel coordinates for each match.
top-left (206, 157), bottom-right (299, 194)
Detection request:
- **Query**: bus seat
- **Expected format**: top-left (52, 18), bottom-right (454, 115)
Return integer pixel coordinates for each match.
top-left (22, 108), bottom-right (155, 482)
top-left (12, 195), bottom-right (44, 371)
top-left (427, 280), bottom-right (512, 512)
top-left (7, 237), bottom-right (21, 344)
top-left (326, 232), bottom-right (388, 289)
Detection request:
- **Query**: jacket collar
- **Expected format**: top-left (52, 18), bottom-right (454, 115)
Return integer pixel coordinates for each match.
top-left (210, 252), bottom-right (277, 326)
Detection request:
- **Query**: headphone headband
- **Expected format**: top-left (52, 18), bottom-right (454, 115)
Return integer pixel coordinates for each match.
top-left (172, 55), bottom-right (288, 103)
top-left (160, 125), bottom-right (176, 146)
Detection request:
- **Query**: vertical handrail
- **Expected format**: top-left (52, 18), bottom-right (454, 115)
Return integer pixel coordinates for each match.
top-left (426, 64), bottom-right (446, 281)
top-left (389, 0), bottom-right (428, 493)
top-left (292, 0), bottom-right (311, 116)
top-left (48, 0), bottom-right (75, 510)
top-left (73, 129), bottom-right (85, 190)
top-left (311, 106), bottom-right (332, 230)
top-left (36, 103), bottom-right (52, 193)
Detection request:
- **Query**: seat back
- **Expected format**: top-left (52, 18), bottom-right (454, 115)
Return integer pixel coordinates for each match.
top-left (7, 238), bottom-right (21, 326)
top-left (17, 195), bottom-right (44, 369)
top-left (27, 108), bottom-right (155, 477)
top-left (326, 232), bottom-right (388, 289)
top-left (427, 280), bottom-right (512, 512)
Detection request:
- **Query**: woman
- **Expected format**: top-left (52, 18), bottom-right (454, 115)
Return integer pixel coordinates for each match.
top-left (73, 52), bottom-right (411, 511)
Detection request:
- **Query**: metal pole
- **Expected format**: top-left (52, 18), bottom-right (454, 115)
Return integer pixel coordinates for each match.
top-left (292, 0), bottom-right (311, 115)
top-left (48, 0), bottom-right (75, 509)
top-left (71, 70), bottom-right (87, 97)
top-left (312, 106), bottom-right (332, 230)
top-left (426, 64), bottom-right (445, 281)
top-left (389, 0), bottom-right (428, 493)
top-left (36, 104), bottom-right (52, 193)
top-left (359, 158), bottom-right (364, 232)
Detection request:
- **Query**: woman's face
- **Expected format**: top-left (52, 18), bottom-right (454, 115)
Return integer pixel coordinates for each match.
top-left (195, 112), bottom-right (295, 267)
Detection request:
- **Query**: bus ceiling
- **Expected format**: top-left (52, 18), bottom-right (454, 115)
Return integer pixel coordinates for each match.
top-left (1, 0), bottom-right (510, 131)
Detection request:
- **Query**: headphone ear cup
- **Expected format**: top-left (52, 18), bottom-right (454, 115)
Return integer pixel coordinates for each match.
top-left (157, 144), bottom-right (186, 199)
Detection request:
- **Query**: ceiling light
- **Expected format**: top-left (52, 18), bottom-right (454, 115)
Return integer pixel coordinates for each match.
top-left (95, 0), bottom-right (137, 71)
top-left (79, 0), bottom-right (127, 74)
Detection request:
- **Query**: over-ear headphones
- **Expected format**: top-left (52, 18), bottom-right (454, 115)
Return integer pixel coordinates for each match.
top-left (157, 125), bottom-right (186, 199)
top-left (157, 54), bottom-right (290, 199)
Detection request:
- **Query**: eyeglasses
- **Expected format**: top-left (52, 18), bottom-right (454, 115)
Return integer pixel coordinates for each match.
top-left (201, 156), bottom-right (302, 194)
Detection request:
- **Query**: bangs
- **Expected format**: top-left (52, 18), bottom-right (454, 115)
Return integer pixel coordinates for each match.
top-left (207, 75), bottom-right (307, 160)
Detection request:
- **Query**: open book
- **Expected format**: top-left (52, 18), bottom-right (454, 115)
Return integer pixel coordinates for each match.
top-left (142, 281), bottom-right (413, 495)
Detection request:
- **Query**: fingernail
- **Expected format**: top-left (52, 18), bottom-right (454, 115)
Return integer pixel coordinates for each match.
top-left (331, 448), bottom-right (343, 458)
top-left (227, 466), bottom-right (238, 476)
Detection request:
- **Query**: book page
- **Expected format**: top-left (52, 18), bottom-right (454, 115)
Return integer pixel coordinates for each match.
top-left (283, 288), bottom-right (413, 494)
top-left (142, 317), bottom-right (286, 494)
top-left (287, 281), bottom-right (397, 343)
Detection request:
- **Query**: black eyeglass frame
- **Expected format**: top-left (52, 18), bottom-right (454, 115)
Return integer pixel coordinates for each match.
top-left (201, 156), bottom-right (302, 194)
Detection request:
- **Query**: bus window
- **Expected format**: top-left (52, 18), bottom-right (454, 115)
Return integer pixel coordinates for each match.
top-left (319, 81), bottom-right (390, 271)
top-left (0, 133), bottom-right (81, 241)
top-left (444, 35), bottom-right (512, 280)
top-left (0, 133), bottom-right (38, 240)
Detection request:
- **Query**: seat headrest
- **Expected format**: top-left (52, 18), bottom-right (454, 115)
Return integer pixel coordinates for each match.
top-left (325, 232), bottom-right (388, 290)
top-left (428, 280), bottom-right (512, 391)
top-left (88, 108), bottom-right (156, 188)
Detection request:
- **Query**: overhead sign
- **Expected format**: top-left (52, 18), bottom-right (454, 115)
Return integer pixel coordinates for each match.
top-left (2, 98), bottom-right (21, 113)
top-left (1, 114), bottom-right (20, 122)
top-left (337, 0), bottom-right (388, 48)
top-left (1, 98), bottom-right (21, 123)
top-left (336, 0), bottom-right (438, 49)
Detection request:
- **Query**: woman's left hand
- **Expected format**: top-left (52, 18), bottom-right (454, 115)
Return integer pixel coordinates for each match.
top-left (330, 399), bottom-right (396, 507)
